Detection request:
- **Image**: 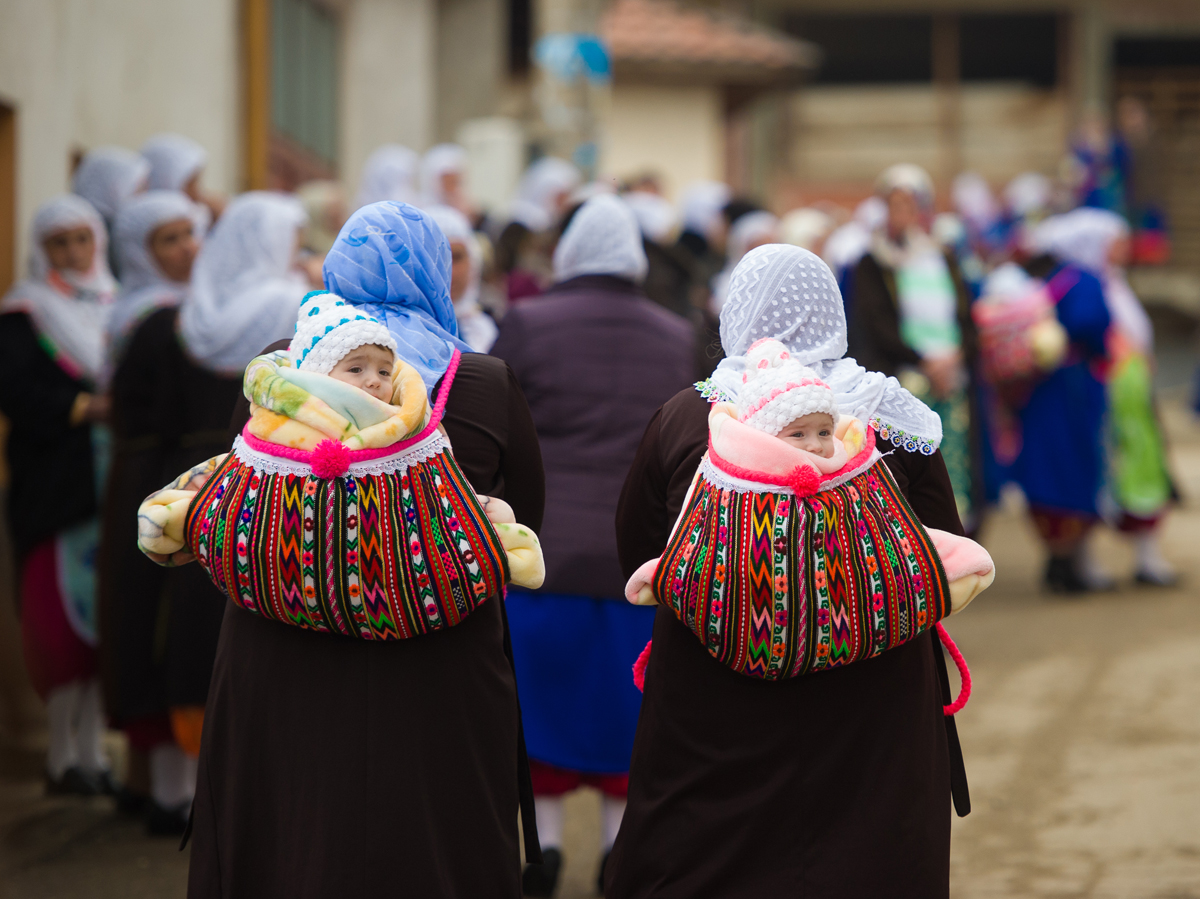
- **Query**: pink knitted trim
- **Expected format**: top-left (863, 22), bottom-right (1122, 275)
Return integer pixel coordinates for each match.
top-left (707, 426), bottom-right (877, 496)
top-left (739, 380), bottom-right (831, 421)
top-left (240, 349), bottom-right (462, 465)
top-left (937, 622), bottom-right (971, 715)
top-left (633, 639), bottom-right (652, 692)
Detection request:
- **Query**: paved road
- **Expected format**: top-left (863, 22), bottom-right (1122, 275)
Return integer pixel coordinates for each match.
top-left (2, 401), bottom-right (1198, 899)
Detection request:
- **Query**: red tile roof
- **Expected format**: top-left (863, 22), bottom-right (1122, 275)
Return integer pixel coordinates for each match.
top-left (601, 0), bottom-right (817, 85)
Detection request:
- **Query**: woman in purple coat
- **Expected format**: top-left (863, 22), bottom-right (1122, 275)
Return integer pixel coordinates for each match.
top-left (491, 195), bottom-right (696, 895)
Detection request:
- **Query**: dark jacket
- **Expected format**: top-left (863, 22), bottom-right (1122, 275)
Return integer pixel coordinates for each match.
top-left (847, 249), bottom-right (977, 377)
top-left (491, 274), bottom-right (694, 597)
top-left (0, 312), bottom-right (98, 559)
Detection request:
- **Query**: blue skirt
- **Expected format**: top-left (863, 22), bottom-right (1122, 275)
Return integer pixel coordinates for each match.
top-left (507, 590), bottom-right (655, 775)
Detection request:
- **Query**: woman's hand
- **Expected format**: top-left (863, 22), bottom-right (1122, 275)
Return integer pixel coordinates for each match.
top-left (69, 392), bottom-right (111, 426)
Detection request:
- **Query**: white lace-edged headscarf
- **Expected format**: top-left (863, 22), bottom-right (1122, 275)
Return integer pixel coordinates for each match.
top-left (702, 243), bottom-right (943, 454)
top-left (178, 191), bottom-right (309, 375)
top-left (356, 145), bottom-right (420, 209)
top-left (420, 143), bottom-right (468, 206)
top-left (552, 194), bottom-right (648, 283)
top-left (107, 190), bottom-right (203, 351)
top-left (0, 195), bottom-right (115, 384)
top-left (72, 147), bottom-right (150, 224)
top-left (141, 134), bottom-right (208, 191)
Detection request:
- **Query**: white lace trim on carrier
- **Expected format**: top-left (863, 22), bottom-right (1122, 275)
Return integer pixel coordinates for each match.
top-left (699, 448), bottom-right (882, 497)
top-left (231, 428), bottom-right (449, 478)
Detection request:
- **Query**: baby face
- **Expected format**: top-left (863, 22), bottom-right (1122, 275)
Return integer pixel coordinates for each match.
top-left (778, 412), bottom-right (836, 457)
top-left (329, 345), bottom-right (395, 403)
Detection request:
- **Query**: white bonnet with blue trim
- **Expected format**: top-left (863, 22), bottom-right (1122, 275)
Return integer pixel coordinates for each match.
top-left (288, 291), bottom-right (398, 374)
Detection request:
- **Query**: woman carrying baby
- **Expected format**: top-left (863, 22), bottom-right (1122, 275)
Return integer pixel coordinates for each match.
top-left (185, 201), bottom-right (546, 899)
top-left (605, 244), bottom-right (975, 898)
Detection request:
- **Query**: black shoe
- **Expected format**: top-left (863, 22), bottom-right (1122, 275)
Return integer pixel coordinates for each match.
top-left (146, 801), bottom-right (190, 837)
top-left (1135, 568), bottom-right (1179, 588)
top-left (115, 786), bottom-right (150, 816)
top-left (92, 769), bottom-right (120, 796)
top-left (522, 847), bottom-right (562, 897)
top-left (597, 849), bottom-right (611, 895)
top-left (45, 766), bottom-right (104, 797)
top-left (1044, 557), bottom-right (1088, 595)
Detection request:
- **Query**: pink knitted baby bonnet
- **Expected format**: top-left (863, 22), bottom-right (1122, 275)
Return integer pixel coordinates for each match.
top-left (738, 338), bottom-right (839, 436)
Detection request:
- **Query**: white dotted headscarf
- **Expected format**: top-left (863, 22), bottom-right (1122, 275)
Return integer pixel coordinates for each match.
top-left (707, 244), bottom-right (943, 453)
top-left (552, 194), bottom-right (648, 284)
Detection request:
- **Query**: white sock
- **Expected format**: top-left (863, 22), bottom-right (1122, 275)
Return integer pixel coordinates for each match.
top-left (150, 743), bottom-right (195, 808)
top-left (534, 795), bottom-right (564, 850)
top-left (1136, 532), bottom-right (1176, 579)
top-left (45, 681), bottom-right (82, 779)
top-left (75, 679), bottom-right (109, 773)
top-left (602, 796), bottom-right (626, 850)
top-left (1074, 538), bottom-right (1114, 589)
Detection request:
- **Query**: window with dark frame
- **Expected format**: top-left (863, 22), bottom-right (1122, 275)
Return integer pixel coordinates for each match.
top-left (783, 12), bottom-right (1059, 88)
top-left (508, 0), bottom-right (533, 77)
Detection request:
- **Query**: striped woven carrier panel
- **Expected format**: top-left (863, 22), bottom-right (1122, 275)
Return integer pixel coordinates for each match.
top-left (652, 459), bottom-right (951, 679)
top-left (183, 441), bottom-right (510, 640)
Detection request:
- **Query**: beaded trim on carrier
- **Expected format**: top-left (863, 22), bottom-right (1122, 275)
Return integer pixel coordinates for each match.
top-left (693, 378), bottom-right (939, 457)
top-left (652, 456), bottom-right (951, 680)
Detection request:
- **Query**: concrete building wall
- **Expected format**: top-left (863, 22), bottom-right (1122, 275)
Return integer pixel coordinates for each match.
top-left (435, 0), bottom-right (506, 143)
top-left (0, 0), bottom-right (239, 275)
top-left (790, 83), bottom-right (1066, 194)
top-left (605, 84), bottom-right (724, 200)
top-left (340, 0), bottom-right (437, 201)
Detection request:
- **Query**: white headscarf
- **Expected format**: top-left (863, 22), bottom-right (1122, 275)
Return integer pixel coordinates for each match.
top-left (711, 211), bottom-right (779, 314)
top-left (420, 143), bottom-right (468, 206)
top-left (0, 195), bottom-right (115, 384)
top-left (427, 204), bottom-right (496, 352)
top-left (178, 192), bottom-right (309, 375)
top-left (779, 207), bottom-right (835, 252)
top-left (141, 134), bottom-right (208, 191)
top-left (552, 194), bottom-right (648, 284)
top-left (876, 163), bottom-right (935, 210)
top-left (680, 180), bottom-right (731, 240)
top-left (706, 244), bottom-right (943, 453)
top-left (508, 157), bottom-right (581, 232)
top-left (1032, 207), bottom-right (1153, 352)
top-left (623, 191), bottom-right (678, 244)
top-left (72, 147), bottom-right (150, 224)
top-left (107, 191), bottom-right (202, 351)
top-left (356, 145), bottom-right (420, 209)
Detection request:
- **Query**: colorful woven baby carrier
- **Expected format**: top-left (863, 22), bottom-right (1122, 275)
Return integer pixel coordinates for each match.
top-left (652, 413), bottom-right (952, 680)
top-left (184, 353), bottom-right (510, 640)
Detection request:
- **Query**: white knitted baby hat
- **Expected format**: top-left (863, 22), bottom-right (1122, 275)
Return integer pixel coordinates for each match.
top-left (738, 338), bottom-right (839, 436)
top-left (289, 291), bottom-right (398, 374)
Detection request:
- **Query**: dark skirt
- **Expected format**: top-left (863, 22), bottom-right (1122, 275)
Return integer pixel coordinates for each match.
top-left (187, 596), bottom-right (522, 899)
top-left (604, 606), bottom-right (952, 899)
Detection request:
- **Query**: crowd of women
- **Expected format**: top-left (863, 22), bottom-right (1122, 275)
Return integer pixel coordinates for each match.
top-left (0, 128), bottom-right (1177, 898)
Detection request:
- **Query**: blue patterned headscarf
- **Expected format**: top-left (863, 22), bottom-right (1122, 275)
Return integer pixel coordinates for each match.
top-left (323, 201), bottom-right (471, 392)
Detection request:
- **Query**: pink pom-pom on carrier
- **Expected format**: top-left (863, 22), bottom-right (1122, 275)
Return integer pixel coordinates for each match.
top-left (311, 439), bottom-right (352, 478)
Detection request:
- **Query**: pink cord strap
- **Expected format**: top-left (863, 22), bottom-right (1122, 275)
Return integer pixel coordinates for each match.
top-left (633, 639), bottom-right (652, 692)
top-left (936, 622), bottom-right (971, 715)
top-left (430, 349), bottom-right (461, 429)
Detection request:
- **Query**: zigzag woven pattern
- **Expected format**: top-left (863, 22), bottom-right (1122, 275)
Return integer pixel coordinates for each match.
top-left (652, 459), bottom-right (950, 680)
top-left (185, 445), bottom-right (510, 641)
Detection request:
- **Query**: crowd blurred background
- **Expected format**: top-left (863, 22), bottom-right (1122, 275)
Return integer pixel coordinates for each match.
top-left (0, 0), bottom-right (1198, 874)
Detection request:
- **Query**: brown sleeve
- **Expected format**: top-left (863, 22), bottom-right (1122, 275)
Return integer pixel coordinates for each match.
top-left (226, 338), bottom-right (290, 444)
top-left (885, 447), bottom-right (965, 537)
top-left (615, 388), bottom-right (709, 578)
top-left (497, 363), bottom-right (545, 532)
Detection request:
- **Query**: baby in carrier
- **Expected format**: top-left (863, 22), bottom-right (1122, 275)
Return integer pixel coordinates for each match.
top-left (137, 293), bottom-right (543, 637)
top-left (626, 338), bottom-right (994, 688)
